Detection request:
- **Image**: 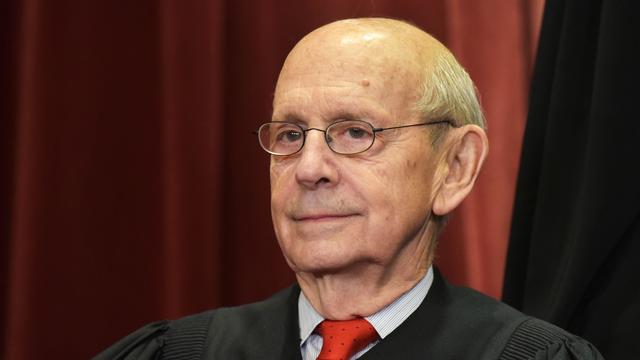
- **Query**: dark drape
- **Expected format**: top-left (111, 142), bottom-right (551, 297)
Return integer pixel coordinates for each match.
top-left (503, 0), bottom-right (640, 358)
top-left (1, 1), bottom-right (542, 359)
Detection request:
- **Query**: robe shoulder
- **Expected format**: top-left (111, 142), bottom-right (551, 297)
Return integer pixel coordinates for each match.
top-left (92, 310), bottom-right (214, 360)
top-left (500, 317), bottom-right (604, 360)
top-left (443, 284), bottom-right (604, 360)
top-left (92, 286), bottom-right (300, 360)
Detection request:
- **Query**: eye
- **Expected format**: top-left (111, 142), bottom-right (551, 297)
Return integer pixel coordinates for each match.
top-left (272, 123), bottom-right (304, 144)
top-left (331, 122), bottom-right (373, 140)
top-left (326, 120), bottom-right (374, 154)
top-left (277, 129), bottom-right (302, 143)
top-left (347, 127), bottom-right (367, 139)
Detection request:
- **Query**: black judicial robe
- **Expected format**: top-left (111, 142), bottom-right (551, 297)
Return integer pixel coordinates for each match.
top-left (94, 270), bottom-right (603, 359)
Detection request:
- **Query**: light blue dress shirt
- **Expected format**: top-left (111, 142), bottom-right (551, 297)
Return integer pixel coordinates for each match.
top-left (298, 266), bottom-right (434, 360)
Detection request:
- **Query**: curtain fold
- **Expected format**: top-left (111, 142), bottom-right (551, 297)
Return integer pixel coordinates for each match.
top-left (0, 0), bottom-right (20, 354)
top-left (0, 1), bottom-right (542, 358)
top-left (503, 0), bottom-right (640, 358)
top-left (158, 0), bottom-right (224, 318)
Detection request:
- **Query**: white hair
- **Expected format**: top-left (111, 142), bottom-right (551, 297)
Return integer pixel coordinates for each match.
top-left (415, 50), bottom-right (486, 131)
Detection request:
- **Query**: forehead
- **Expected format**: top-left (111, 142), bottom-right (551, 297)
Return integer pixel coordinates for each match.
top-left (273, 33), bottom-right (423, 123)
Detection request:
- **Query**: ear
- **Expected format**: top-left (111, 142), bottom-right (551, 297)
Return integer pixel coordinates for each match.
top-left (432, 125), bottom-right (488, 216)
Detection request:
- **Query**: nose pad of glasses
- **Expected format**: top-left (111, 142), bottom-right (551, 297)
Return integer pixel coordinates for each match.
top-left (303, 128), bottom-right (330, 149)
top-left (326, 133), bottom-right (334, 145)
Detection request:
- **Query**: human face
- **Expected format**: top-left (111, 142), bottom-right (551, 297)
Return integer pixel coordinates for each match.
top-left (270, 32), bottom-right (442, 276)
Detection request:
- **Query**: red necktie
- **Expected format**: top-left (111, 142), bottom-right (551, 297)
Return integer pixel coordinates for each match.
top-left (316, 318), bottom-right (378, 360)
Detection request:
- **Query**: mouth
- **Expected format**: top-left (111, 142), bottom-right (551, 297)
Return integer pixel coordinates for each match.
top-left (293, 213), bottom-right (359, 222)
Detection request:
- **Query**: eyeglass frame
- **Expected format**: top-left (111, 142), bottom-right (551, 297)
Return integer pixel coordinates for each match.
top-left (254, 118), bottom-right (455, 156)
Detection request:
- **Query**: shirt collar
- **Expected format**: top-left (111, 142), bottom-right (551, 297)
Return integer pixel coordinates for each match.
top-left (298, 266), bottom-right (434, 344)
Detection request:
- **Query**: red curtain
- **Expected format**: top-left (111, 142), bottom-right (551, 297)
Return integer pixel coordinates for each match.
top-left (0, 1), bottom-right (543, 359)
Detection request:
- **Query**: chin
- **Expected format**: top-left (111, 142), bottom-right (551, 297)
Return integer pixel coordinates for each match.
top-left (284, 242), bottom-right (373, 275)
top-left (276, 219), bottom-right (371, 271)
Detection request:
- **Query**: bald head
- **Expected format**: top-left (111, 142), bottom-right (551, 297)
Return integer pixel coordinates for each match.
top-left (275, 18), bottom-right (485, 131)
top-left (287, 18), bottom-right (447, 67)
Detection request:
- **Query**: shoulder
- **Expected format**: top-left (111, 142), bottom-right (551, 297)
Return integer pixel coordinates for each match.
top-left (434, 271), bottom-right (531, 336)
top-left (500, 317), bottom-right (604, 360)
top-left (209, 284), bottom-right (299, 325)
top-left (425, 271), bottom-right (604, 359)
top-left (93, 286), bottom-right (300, 360)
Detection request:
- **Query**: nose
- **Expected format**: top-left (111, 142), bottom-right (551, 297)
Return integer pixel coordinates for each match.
top-left (294, 130), bottom-right (340, 189)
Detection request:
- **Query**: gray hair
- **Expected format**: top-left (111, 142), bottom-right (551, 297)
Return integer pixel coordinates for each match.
top-left (415, 49), bottom-right (486, 145)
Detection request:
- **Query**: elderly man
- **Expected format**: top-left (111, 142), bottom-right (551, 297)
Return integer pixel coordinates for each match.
top-left (96, 18), bottom-right (603, 360)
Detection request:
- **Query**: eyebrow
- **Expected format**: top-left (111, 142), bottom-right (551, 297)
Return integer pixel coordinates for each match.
top-left (272, 108), bottom-right (381, 126)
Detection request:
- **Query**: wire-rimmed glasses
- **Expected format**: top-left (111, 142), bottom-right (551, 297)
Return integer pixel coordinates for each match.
top-left (255, 119), bottom-right (453, 156)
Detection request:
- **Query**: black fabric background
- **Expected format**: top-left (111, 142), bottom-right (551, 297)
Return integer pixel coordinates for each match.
top-left (503, 0), bottom-right (640, 358)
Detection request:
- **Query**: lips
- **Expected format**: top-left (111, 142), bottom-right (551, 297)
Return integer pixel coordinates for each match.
top-left (293, 213), bottom-right (359, 221)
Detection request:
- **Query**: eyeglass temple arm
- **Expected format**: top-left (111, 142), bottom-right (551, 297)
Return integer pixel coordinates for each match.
top-left (372, 119), bottom-right (454, 132)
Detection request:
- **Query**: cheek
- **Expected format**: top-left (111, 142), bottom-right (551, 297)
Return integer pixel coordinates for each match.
top-left (270, 160), bottom-right (294, 197)
top-left (366, 157), bottom-right (434, 220)
top-left (269, 168), bottom-right (293, 256)
top-left (269, 159), bottom-right (284, 187)
top-left (269, 162), bottom-right (294, 231)
top-left (369, 157), bottom-right (424, 193)
top-left (403, 159), bottom-right (434, 198)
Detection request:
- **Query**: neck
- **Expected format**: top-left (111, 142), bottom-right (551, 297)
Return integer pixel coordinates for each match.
top-left (296, 239), bottom-right (431, 320)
